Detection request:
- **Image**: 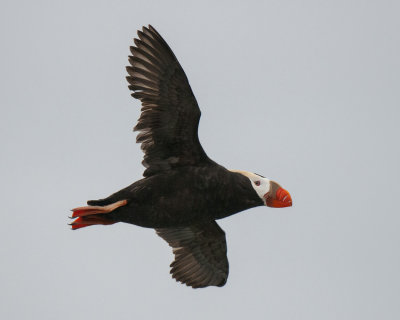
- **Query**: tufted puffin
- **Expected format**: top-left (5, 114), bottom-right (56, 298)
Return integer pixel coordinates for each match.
top-left (70, 25), bottom-right (292, 288)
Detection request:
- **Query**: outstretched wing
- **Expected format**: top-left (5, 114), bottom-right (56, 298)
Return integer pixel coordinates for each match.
top-left (127, 25), bottom-right (211, 177)
top-left (156, 221), bottom-right (229, 288)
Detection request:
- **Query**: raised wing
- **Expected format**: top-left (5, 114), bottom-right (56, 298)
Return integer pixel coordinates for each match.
top-left (127, 25), bottom-right (211, 177)
top-left (156, 221), bottom-right (229, 288)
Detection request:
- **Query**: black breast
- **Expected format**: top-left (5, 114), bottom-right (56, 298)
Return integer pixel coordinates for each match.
top-left (211, 170), bottom-right (264, 219)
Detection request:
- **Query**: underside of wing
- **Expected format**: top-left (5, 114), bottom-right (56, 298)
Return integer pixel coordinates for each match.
top-left (156, 221), bottom-right (229, 288)
top-left (127, 25), bottom-right (211, 176)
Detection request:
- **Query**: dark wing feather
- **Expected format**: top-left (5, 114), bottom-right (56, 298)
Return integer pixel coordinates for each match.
top-left (156, 221), bottom-right (229, 288)
top-left (127, 25), bottom-right (211, 176)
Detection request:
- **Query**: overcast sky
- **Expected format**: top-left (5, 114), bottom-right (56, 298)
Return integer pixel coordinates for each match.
top-left (1, 0), bottom-right (399, 319)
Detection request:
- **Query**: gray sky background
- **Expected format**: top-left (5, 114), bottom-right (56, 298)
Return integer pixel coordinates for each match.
top-left (1, 0), bottom-right (399, 319)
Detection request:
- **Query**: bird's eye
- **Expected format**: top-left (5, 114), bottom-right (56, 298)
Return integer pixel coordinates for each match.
top-left (255, 181), bottom-right (261, 186)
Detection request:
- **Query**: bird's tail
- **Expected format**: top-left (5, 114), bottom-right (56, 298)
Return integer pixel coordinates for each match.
top-left (69, 200), bottom-right (127, 230)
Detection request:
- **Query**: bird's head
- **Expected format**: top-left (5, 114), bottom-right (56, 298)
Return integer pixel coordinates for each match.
top-left (230, 170), bottom-right (292, 208)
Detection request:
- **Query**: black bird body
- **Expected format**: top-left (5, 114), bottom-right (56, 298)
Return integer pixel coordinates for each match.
top-left (71, 25), bottom-right (292, 288)
top-left (89, 165), bottom-right (263, 229)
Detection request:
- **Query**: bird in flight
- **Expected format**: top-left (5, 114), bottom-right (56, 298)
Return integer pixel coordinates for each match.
top-left (70, 25), bottom-right (292, 288)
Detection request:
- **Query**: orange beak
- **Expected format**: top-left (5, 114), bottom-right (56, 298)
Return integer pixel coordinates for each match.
top-left (265, 187), bottom-right (292, 208)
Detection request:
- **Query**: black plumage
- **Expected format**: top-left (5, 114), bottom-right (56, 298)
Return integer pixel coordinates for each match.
top-left (71, 25), bottom-right (291, 289)
top-left (126, 25), bottom-right (210, 177)
top-left (156, 222), bottom-right (228, 288)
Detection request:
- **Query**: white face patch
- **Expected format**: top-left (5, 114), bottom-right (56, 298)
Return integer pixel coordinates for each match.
top-left (229, 170), bottom-right (271, 204)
